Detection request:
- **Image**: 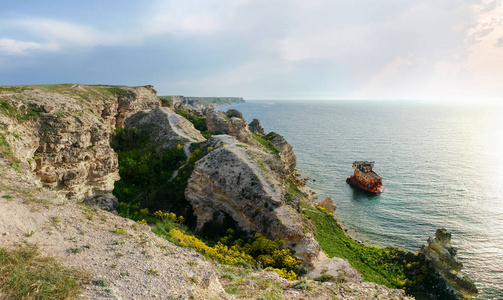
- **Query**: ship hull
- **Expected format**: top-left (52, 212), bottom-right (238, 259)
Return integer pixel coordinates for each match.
top-left (346, 176), bottom-right (384, 194)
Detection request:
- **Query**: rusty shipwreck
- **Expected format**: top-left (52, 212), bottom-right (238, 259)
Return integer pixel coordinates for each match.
top-left (346, 161), bottom-right (384, 194)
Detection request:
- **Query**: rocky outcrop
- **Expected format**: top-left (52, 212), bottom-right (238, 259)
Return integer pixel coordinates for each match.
top-left (266, 132), bottom-right (297, 177)
top-left (317, 196), bottom-right (337, 213)
top-left (126, 107), bottom-right (205, 154)
top-left (0, 84), bottom-right (161, 207)
top-left (226, 109), bottom-right (243, 119)
top-left (205, 109), bottom-right (252, 143)
top-left (306, 252), bottom-right (362, 283)
top-left (185, 135), bottom-right (320, 265)
top-left (418, 228), bottom-right (478, 299)
top-left (115, 85), bottom-right (160, 128)
top-left (249, 119), bottom-right (266, 136)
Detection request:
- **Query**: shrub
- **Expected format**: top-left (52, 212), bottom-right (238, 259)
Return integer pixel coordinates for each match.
top-left (161, 221), bottom-right (301, 281)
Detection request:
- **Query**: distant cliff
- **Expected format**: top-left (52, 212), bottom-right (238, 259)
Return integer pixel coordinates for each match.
top-left (159, 95), bottom-right (245, 110)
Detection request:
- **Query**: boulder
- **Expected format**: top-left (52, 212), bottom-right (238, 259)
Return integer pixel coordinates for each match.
top-left (306, 252), bottom-right (362, 283)
top-left (205, 110), bottom-right (229, 135)
top-left (205, 109), bottom-right (252, 143)
top-left (317, 196), bottom-right (337, 213)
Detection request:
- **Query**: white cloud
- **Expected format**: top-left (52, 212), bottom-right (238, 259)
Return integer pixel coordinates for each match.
top-left (0, 38), bottom-right (58, 55)
top-left (10, 18), bottom-right (130, 47)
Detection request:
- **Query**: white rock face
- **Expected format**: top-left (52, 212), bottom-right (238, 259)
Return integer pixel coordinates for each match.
top-left (185, 135), bottom-right (320, 265)
top-left (0, 85), bottom-right (160, 206)
top-left (126, 107), bottom-right (206, 155)
top-left (418, 228), bottom-right (478, 299)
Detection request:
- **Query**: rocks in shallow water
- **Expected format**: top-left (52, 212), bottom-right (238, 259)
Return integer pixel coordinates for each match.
top-left (418, 228), bottom-right (478, 299)
top-left (317, 196), bottom-right (337, 213)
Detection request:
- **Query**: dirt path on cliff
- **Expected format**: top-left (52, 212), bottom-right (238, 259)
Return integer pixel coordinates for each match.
top-left (167, 112), bottom-right (197, 157)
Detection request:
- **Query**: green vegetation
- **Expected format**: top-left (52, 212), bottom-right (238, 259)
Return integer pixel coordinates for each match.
top-left (0, 85), bottom-right (35, 93)
top-left (153, 211), bottom-right (300, 280)
top-left (175, 108), bottom-right (210, 138)
top-left (252, 133), bottom-right (279, 156)
top-left (0, 84), bottom-right (135, 107)
top-left (0, 245), bottom-right (89, 299)
top-left (284, 178), bottom-right (302, 205)
top-left (106, 86), bottom-right (131, 98)
top-left (158, 96), bottom-right (172, 106)
top-left (111, 127), bottom-right (208, 224)
top-left (0, 100), bottom-right (40, 122)
top-left (303, 205), bottom-right (451, 297)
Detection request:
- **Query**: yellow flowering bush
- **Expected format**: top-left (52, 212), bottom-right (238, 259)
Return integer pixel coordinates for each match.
top-left (153, 212), bottom-right (300, 281)
top-left (167, 229), bottom-right (301, 280)
top-left (265, 267), bottom-right (297, 281)
top-left (136, 219), bottom-right (148, 225)
top-left (169, 229), bottom-right (255, 265)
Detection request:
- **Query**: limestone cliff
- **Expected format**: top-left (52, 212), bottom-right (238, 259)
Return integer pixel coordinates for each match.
top-left (418, 229), bottom-right (478, 299)
top-left (185, 135), bottom-right (320, 265)
top-left (126, 107), bottom-right (206, 154)
top-left (267, 132), bottom-right (297, 178)
top-left (205, 109), bottom-right (252, 143)
top-left (0, 84), bottom-right (160, 207)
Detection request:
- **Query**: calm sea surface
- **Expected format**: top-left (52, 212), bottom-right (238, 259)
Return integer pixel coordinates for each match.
top-left (218, 100), bottom-right (503, 299)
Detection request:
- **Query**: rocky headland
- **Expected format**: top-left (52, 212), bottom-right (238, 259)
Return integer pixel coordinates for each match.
top-left (0, 84), bottom-right (477, 299)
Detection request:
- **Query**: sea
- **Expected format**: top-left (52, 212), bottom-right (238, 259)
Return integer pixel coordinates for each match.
top-left (218, 100), bottom-right (503, 299)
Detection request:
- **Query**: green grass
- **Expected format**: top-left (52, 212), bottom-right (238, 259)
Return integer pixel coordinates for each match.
top-left (0, 246), bottom-right (89, 299)
top-left (252, 133), bottom-right (279, 156)
top-left (302, 204), bottom-right (442, 295)
top-left (158, 96), bottom-right (172, 106)
top-left (0, 84), bottom-right (133, 107)
top-left (0, 101), bottom-right (40, 122)
top-left (175, 109), bottom-right (210, 137)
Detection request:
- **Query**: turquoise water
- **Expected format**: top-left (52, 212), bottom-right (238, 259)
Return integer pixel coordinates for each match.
top-left (218, 100), bottom-right (503, 299)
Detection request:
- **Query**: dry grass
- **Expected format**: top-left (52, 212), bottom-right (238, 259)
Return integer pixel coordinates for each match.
top-left (0, 245), bottom-right (90, 300)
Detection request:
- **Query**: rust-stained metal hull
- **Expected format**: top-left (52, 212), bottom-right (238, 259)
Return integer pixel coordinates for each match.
top-left (346, 175), bottom-right (385, 194)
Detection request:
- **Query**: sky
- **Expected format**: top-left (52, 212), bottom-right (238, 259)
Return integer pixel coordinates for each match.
top-left (0, 0), bottom-right (502, 100)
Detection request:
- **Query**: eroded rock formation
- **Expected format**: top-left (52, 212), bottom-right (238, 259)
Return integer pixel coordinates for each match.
top-left (186, 135), bottom-right (320, 265)
top-left (418, 228), bottom-right (478, 299)
top-left (126, 107), bottom-right (206, 153)
top-left (267, 132), bottom-right (297, 177)
top-left (205, 109), bottom-right (252, 143)
top-left (0, 85), bottom-right (161, 207)
top-left (249, 119), bottom-right (266, 136)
